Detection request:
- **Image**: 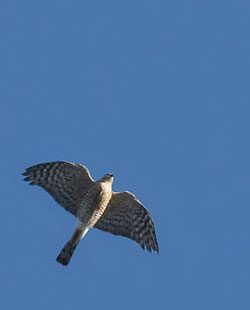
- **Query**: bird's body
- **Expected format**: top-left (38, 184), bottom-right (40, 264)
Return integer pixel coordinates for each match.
top-left (23, 161), bottom-right (159, 266)
top-left (77, 177), bottom-right (113, 228)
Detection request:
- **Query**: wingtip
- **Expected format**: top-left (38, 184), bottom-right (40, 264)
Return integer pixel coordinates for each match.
top-left (148, 246), bottom-right (160, 254)
top-left (141, 242), bottom-right (159, 254)
top-left (23, 175), bottom-right (35, 185)
top-left (155, 240), bottom-right (160, 253)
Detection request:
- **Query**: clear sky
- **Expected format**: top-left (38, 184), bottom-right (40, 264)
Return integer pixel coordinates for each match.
top-left (1, 1), bottom-right (250, 309)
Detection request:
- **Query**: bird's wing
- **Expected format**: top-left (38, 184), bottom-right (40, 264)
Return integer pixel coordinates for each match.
top-left (95, 191), bottom-right (159, 252)
top-left (23, 161), bottom-right (94, 215)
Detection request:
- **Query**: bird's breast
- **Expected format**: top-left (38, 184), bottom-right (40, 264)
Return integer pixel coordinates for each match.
top-left (77, 183), bottom-right (112, 227)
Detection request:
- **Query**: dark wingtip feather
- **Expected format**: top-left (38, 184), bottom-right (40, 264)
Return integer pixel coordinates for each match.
top-left (22, 168), bottom-right (36, 185)
top-left (155, 243), bottom-right (160, 254)
top-left (146, 244), bottom-right (159, 254)
top-left (141, 244), bottom-right (145, 250)
top-left (145, 235), bottom-right (159, 253)
top-left (154, 241), bottom-right (159, 254)
top-left (154, 238), bottom-right (160, 253)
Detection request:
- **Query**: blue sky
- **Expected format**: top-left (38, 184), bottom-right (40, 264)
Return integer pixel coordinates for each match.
top-left (1, 0), bottom-right (250, 309)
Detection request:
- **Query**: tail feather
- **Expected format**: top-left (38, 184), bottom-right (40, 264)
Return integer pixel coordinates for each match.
top-left (56, 242), bottom-right (78, 266)
top-left (56, 227), bottom-right (89, 266)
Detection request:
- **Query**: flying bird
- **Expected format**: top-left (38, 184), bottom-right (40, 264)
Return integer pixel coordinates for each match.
top-left (23, 161), bottom-right (159, 266)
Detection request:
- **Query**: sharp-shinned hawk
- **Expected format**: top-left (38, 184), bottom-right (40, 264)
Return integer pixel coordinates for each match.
top-left (23, 161), bottom-right (159, 266)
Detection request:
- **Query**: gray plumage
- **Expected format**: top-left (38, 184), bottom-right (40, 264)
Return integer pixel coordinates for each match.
top-left (23, 161), bottom-right (159, 266)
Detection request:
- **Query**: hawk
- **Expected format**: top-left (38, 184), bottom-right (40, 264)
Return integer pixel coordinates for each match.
top-left (23, 161), bottom-right (159, 266)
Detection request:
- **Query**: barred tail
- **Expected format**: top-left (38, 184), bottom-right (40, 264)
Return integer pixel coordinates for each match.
top-left (56, 227), bottom-right (89, 266)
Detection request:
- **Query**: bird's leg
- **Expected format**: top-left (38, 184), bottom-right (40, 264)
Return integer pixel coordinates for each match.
top-left (56, 225), bottom-right (89, 266)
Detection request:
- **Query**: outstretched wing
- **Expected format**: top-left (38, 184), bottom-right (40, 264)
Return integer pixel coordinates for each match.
top-left (23, 161), bottom-right (94, 215)
top-left (95, 191), bottom-right (159, 252)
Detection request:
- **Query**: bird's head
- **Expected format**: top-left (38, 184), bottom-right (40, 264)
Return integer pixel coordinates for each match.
top-left (100, 173), bottom-right (114, 183)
